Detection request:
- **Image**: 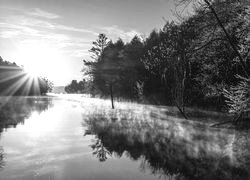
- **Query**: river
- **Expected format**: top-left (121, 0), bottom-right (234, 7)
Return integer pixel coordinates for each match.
top-left (0, 96), bottom-right (249, 180)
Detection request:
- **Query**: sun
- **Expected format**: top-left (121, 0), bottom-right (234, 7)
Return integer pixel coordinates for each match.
top-left (17, 40), bottom-right (65, 82)
top-left (23, 65), bottom-right (40, 78)
top-left (18, 42), bottom-right (55, 77)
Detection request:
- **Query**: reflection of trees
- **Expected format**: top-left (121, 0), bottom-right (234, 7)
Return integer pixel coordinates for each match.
top-left (0, 97), bottom-right (53, 171)
top-left (84, 114), bottom-right (250, 180)
top-left (231, 130), bottom-right (250, 176)
top-left (0, 97), bottom-right (53, 133)
top-left (0, 146), bottom-right (4, 170)
top-left (90, 139), bottom-right (111, 162)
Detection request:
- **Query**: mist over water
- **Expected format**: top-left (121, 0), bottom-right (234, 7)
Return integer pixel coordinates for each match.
top-left (0, 96), bottom-right (249, 180)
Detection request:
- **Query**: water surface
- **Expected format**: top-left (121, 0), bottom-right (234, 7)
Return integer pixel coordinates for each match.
top-left (0, 96), bottom-right (249, 180)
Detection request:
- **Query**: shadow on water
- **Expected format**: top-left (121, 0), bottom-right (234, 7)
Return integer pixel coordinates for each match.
top-left (0, 96), bottom-right (54, 170)
top-left (83, 111), bottom-right (250, 180)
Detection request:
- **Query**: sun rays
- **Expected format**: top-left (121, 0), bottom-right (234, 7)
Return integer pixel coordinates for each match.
top-left (0, 65), bottom-right (41, 96)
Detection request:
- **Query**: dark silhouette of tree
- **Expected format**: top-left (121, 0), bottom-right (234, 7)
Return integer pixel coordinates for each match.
top-left (89, 33), bottom-right (110, 61)
top-left (99, 39), bottom-right (125, 109)
top-left (83, 34), bottom-right (116, 107)
top-left (39, 77), bottom-right (54, 95)
top-left (64, 80), bottom-right (86, 94)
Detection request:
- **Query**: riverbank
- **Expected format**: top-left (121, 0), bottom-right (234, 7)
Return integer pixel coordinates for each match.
top-left (47, 93), bottom-right (234, 127)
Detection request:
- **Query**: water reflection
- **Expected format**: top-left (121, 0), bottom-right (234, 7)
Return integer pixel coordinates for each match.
top-left (0, 96), bottom-right (249, 180)
top-left (0, 97), bottom-right (53, 133)
top-left (0, 97), bottom-right (53, 171)
top-left (90, 139), bottom-right (112, 162)
top-left (0, 146), bottom-right (4, 170)
top-left (84, 112), bottom-right (250, 180)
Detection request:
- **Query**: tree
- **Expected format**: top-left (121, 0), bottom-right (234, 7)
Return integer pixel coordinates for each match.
top-left (64, 80), bottom-right (86, 94)
top-left (119, 36), bottom-right (145, 99)
top-left (223, 76), bottom-right (250, 114)
top-left (97, 39), bottom-right (125, 109)
top-left (202, 0), bottom-right (249, 77)
top-left (84, 34), bottom-right (119, 108)
top-left (39, 77), bottom-right (53, 95)
top-left (81, 0), bottom-right (250, 116)
top-left (176, 0), bottom-right (250, 121)
top-left (83, 33), bottom-right (111, 96)
top-left (89, 33), bottom-right (110, 61)
top-left (141, 21), bottom-right (196, 118)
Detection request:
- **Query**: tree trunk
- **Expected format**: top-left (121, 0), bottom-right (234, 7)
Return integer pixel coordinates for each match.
top-left (109, 83), bottom-right (114, 109)
top-left (177, 48), bottom-right (187, 117)
top-left (176, 103), bottom-right (188, 119)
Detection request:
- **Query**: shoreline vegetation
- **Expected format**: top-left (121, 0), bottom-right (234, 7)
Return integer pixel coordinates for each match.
top-left (49, 94), bottom-right (235, 128)
top-left (0, 0), bottom-right (249, 127)
top-left (76, 0), bottom-right (249, 125)
top-left (1, 93), bottom-right (247, 130)
top-left (0, 95), bottom-right (238, 137)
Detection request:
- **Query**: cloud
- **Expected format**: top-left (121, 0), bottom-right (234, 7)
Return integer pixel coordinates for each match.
top-left (27, 8), bottom-right (61, 19)
top-left (0, 22), bottom-right (41, 37)
top-left (98, 25), bottom-right (141, 42)
top-left (0, 12), bottom-right (96, 51)
top-left (56, 24), bottom-right (98, 35)
top-left (0, 21), bottom-right (93, 62)
top-left (0, 7), bottom-right (141, 65)
top-left (4, 14), bottom-right (97, 35)
top-left (0, 30), bottom-right (20, 38)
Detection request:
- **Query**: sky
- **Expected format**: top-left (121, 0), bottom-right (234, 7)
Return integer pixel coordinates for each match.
top-left (0, 0), bottom-right (178, 86)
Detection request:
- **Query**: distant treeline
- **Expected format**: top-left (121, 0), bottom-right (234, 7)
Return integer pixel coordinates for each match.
top-left (64, 80), bottom-right (92, 94)
top-left (75, 0), bottom-right (249, 111)
top-left (0, 56), bottom-right (53, 96)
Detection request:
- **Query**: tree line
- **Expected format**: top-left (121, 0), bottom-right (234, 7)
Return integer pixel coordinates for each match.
top-left (77, 0), bottom-right (250, 116)
top-left (64, 79), bottom-right (92, 94)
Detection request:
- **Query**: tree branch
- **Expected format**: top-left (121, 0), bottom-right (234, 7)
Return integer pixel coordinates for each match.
top-left (203, 0), bottom-right (249, 78)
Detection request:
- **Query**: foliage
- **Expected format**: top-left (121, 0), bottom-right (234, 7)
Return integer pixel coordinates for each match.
top-left (223, 76), bottom-right (250, 113)
top-left (64, 80), bottom-right (85, 94)
top-left (39, 77), bottom-right (54, 95)
top-left (82, 0), bottom-right (250, 112)
top-left (83, 34), bottom-right (111, 96)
